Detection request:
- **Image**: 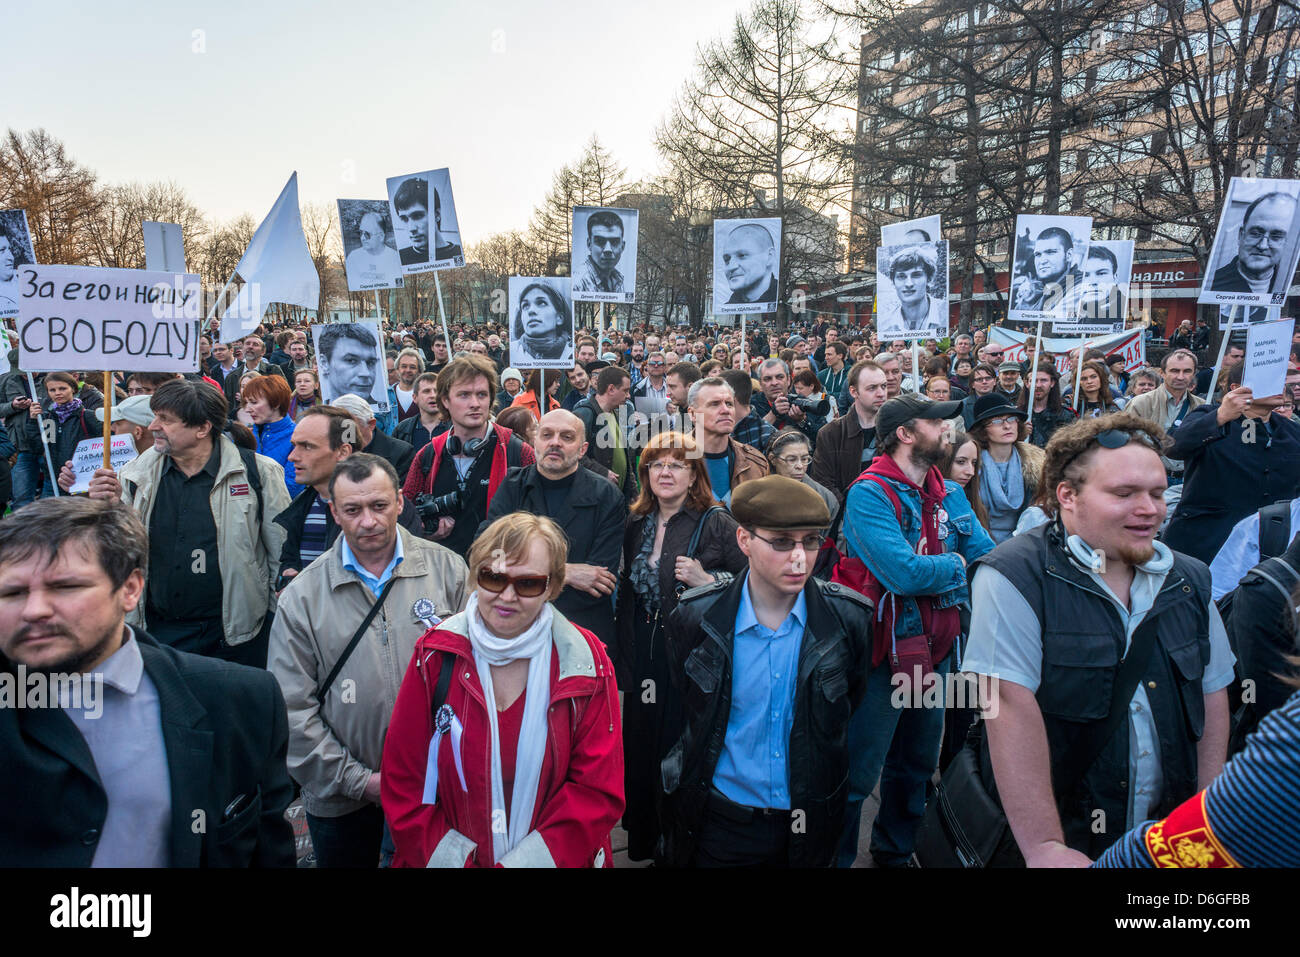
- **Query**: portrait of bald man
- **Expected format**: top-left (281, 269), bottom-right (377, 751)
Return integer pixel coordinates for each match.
top-left (339, 199), bottom-right (404, 291)
top-left (1209, 187), bottom-right (1300, 299)
top-left (714, 217), bottom-right (782, 311)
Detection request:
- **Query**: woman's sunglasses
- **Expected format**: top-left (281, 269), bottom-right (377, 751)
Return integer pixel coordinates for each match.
top-left (477, 568), bottom-right (550, 598)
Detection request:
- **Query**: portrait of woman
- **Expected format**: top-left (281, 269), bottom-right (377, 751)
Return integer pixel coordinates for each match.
top-left (509, 277), bottom-right (574, 368)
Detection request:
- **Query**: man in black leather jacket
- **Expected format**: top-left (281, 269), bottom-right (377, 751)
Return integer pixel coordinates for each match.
top-left (660, 475), bottom-right (873, 867)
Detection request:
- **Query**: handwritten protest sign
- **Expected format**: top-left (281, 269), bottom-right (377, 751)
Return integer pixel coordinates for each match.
top-left (16, 264), bottom-right (201, 372)
top-left (989, 325), bottom-right (1146, 374)
top-left (1242, 317), bottom-right (1294, 399)
top-left (69, 435), bottom-right (138, 493)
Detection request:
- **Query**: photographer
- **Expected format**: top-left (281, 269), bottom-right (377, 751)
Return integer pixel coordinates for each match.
top-left (400, 355), bottom-right (534, 558)
top-left (750, 358), bottom-right (826, 451)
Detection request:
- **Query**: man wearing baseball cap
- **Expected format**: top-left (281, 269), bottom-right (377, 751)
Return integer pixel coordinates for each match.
top-left (660, 475), bottom-right (874, 867)
top-left (55, 395), bottom-right (157, 492)
top-left (836, 394), bottom-right (995, 867)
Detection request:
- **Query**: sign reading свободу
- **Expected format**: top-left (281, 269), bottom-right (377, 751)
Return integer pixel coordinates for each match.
top-left (16, 264), bottom-right (201, 372)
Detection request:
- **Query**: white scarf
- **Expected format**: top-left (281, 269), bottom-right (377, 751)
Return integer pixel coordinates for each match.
top-left (464, 591), bottom-right (554, 864)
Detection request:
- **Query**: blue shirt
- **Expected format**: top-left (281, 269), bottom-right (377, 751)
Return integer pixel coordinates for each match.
top-left (712, 575), bottom-right (807, 810)
top-left (340, 530), bottom-right (405, 596)
top-left (704, 450), bottom-right (732, 507)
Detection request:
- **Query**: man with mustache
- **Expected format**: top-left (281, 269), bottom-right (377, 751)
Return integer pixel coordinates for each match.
top-left (963, 413), bottom-right (1234, 866)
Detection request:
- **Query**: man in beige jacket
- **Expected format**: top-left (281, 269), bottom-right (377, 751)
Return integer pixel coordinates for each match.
top-left (269, 452), bottom-right (469, 867)
top-left (1124, 348), bottom-right (1205, 483)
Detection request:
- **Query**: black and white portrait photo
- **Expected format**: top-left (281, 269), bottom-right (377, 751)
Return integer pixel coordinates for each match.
top-left (1200, 177), bottom-right (1300, 309)
top-left (571, 206), bottom-right (638, 303)
top-left (311, 320), bottom-right (389, 412)
top-left (385, 168), bottom-right (465, 275)
top-left (875, 241), bottom-right (950, 341)
top-left (0, 209), bottom-right (36, 320)
top-left (713, 217), bottom-right (781, 315)
top-left (508, 277), bottom-right (574, 369)
top-left (1053, 238), bottom-right (1133, 328)
top-left (1008, 214), bottom-right (1094, 322)
top-left (880, 214), bottom-right (941, 247)
top-left (338, 199), bottom-right (405, 292)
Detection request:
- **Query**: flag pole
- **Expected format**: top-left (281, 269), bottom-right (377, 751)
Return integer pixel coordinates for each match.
top-left (1205, 305), bottom-right (1241, 403)
top-left (27, 372), bottom-right (60, 497)
top-left (1072, 335), bottom-right (1089, 411)
top-left (102, 371), bottom-right (113, 468)
top-left (1027, 319), bottom-right (1044, 413)
top-left (432, 272), bottom-right (453, 355)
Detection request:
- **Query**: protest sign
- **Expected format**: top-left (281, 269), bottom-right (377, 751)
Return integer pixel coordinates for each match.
top-left (876, 241), bottom-right (949, 341)
top-left (69, 435), bottom-right (138, 494)
top-left (880, 214), bottom-right (941, 246)
top-left (1007, 214), bottom-right (1093, 323)
top-left (311, 320), bottom-right (388, 411)
top-left (508, 277), bottom-right (574, 369)
top-left (0, 209), bottom-right (37, 321)
top-left (989, 325), bottom-right (1145, 374)
top-left (142, 221), bottom-right (186, 273)
top-left (16, 264), bottom-right (201, 373)
top-left (571, 206), bottom-right (639, 304)
top-left (713, 218), bottom-right (781, 315)
top-left (1052, 238), bottom-right (1133, 331)
top-left (338, 199), bottom-right (405, 291)
top-left (1242, 317), bottom-right (1294, 398)
top-left (386, 169), bottom-right (464, 275)
top-left (1200, 177), bottom-right (1300, 309)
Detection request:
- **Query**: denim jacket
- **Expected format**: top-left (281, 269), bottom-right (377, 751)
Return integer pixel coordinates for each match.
top-left (375, 385), bottom-right (400, 435)
top-left (843, 473), bottom-right (994, 638)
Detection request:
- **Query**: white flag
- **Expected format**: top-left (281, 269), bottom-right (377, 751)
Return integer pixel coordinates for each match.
top-left (220, 172), bottom-right (319, 342)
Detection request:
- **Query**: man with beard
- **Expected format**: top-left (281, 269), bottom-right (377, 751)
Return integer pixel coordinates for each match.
top-left (836, 394), bottom-right (994, 868)
top-left (963, 413), bottom-right (1233, 864)
top-left (478, 410), bottom-right (625, 641)
top-left (0, 498), bottom-right (295, 866)
top-left (1011, 227), bottom-right (1083, 313)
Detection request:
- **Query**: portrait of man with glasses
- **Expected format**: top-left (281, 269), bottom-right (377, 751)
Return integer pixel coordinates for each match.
top-left (1204, 179), bottom-right (1300, 306)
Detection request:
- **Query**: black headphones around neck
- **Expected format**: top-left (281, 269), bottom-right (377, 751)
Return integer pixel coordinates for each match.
top-left (445, 434), bottom-right (486, 457)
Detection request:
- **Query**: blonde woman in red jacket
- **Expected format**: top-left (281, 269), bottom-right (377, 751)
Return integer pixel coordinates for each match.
top-left (382, 512), bottom-right (624, 867)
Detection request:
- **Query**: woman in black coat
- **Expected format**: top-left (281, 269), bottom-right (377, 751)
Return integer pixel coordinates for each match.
top-left (29, 372), bottom-right (103, 489)
top-left (613, 430), bottom-right (747, 862)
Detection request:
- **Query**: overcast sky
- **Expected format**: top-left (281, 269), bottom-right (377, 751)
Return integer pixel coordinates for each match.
top-left (8, 0), bottom-right (754, 245)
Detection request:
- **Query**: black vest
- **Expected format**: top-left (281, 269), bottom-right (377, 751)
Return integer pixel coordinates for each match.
top-left (974, 522), bottom-right (1212, 857)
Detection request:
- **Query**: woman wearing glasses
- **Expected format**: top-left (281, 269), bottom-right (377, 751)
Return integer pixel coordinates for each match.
top-left (382, 512), bottom-right (624, 867)
top-left (766, 429), bottom-right (839, 529)
top-left (967, 393), bottom-right (1045, 544)
top-left (614, 431), bottom-right (747, 862)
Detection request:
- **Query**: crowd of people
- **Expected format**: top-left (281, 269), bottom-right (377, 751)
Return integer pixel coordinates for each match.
top-left (2, 309), bottom-right (1299, 870)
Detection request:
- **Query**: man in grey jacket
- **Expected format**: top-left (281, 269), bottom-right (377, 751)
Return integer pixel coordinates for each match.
top-left (269, 453), bottom-right (468, 867)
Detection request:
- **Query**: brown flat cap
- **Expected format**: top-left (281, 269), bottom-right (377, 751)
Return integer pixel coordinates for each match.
top-left (731, 475), bottom-right (830, 530)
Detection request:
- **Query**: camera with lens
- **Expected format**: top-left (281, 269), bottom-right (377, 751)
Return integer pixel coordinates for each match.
top-left (786, 393), bottom-right (830, 417)
top-left (415, 489), bottom-right (464, 533)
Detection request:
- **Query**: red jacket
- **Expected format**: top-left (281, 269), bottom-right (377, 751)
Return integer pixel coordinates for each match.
top-left (401, 421), bottom-right (535, 503)
top-left (381, 609), bottom-right (624, 867)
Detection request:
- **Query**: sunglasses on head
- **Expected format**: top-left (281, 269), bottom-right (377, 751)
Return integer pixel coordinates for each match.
top-left (477, 567), bottom-right (550, 598)
top-left (1061, 428), bottom-right (1158, 471)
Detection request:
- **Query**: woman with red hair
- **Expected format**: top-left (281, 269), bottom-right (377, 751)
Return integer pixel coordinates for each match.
top-left (242, 374), bottom-right (302, 497)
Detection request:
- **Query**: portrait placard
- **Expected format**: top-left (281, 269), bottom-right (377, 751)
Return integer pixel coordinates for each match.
top-left (713, 218), bottom-right (782, 315)
top-left (507, 277), bottom-right (574, 369)
top-left (311, 320), bottom-right (389, 412)
top-left (386, 169), bottom-right (464, 275)
top-left (338, 199), bottom-right (405, 291)
top-left (880, 214), bottom-right (941, 246)
top-left (571, 206), bottom-right (638, 303)
top-left (0, 209), bottom-right (37, 320)
top-left (1007, 214), bottom-right (1093, 323)
top-left (1200, 177), bottom-right (1300, 308)
top-left (875, 241), bottom-right (949, 341)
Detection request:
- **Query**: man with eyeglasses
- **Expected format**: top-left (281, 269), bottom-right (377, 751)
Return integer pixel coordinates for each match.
top-left (479, 410), bottom-right (625, 642)
top-left (269, 453), bottom-right (469, 867)
top-left (660, 475), bottom-right (874, 867)
top-left (1210, 192), bottom-right (1298, 296)
top-left (960, 361), bottom-right (999, 428)
top-left (963, 413), bottom-right (1233, 865)
top-left (631, 351), bottom-right (670, 428)
top-left (836, 394), bottom-right (995, 867)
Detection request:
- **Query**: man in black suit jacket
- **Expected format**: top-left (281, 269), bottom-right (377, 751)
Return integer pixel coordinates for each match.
top-left (0, 497), bottom-right (295, 867)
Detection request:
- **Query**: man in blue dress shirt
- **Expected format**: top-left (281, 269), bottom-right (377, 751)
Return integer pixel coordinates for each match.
top-left (660, 475), bottom-right (874, 867)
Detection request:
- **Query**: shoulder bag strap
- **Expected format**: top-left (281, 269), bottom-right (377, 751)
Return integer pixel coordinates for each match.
top-left (686, 506), bottom-right (725, 560)
top-left (1056, 616), bottom-right (1161, 797)
top-left (430, 649), bottom-right (456, 718)
top-left (318, 576), bottom-right (399, 701)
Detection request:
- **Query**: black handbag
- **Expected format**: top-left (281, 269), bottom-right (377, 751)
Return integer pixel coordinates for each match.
top-left (914, 617), bottom-right (1160, 867)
